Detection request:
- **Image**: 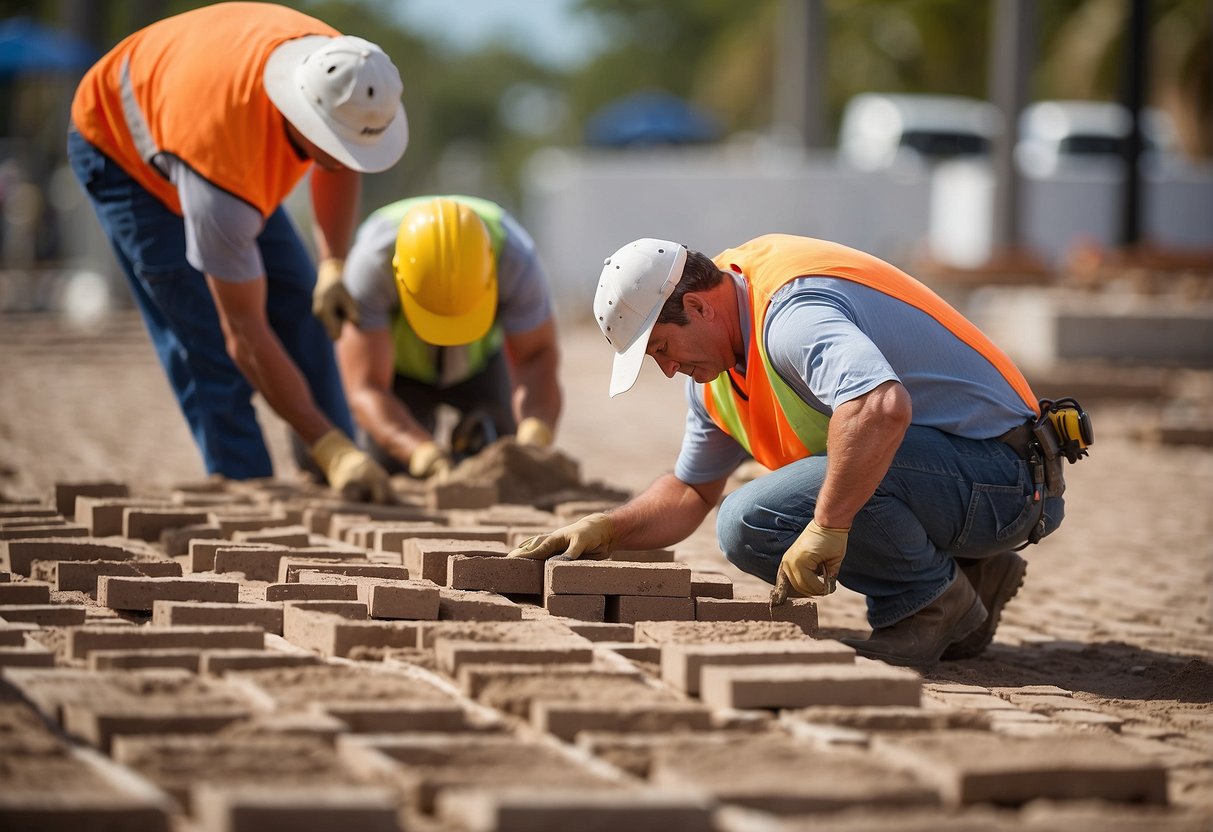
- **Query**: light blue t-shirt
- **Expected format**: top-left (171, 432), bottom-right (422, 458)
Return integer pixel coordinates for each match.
top-left (673, 274), bottom-right (1036, 484)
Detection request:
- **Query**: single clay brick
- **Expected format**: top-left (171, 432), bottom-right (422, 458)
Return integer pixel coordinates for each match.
top-left (700, 661), bottom-right (922, 710)
top-left (438, 588), bottom-right (523, 621)
top-left (434, 639), bottom-right (594, 675)
top-left (0, 645), bottom-right (57, 668)
top-left (208, 514), bottom-right (299, 537)
top-left (447, 554), bottom-right (544, 595)
top-left (598, 642), bottom-right (662, 664)
top-left (0, 523), bottom-right (90, 541)
top-left (75, 496), bottom-right (169, 536)
top-left (122, 508), bottom-right (210, 542)
top-left (690, 572), bottom-right (734, 599)
top-left (435, 787), bottom-right (715, 832)
top-left (1, 537), bottom-right (149, 576)
top-left (212, 547), bottom-right (300, 582)
top-left (661, 639), bottom-right (856, 695)
top-left (279, 560), bottom-right (409, 583)
top-left (63, 701), bottom-right (249, 753)
top-left (282, 600), bottom-right (368, 621)
top-left (561, 621), bottom-right (632, 643)
top-left (49, 559), bottom-right (182, 593)
top-left (161, 523), bottom-right (225, 556)
top-left (694, 597), bottom-right (818, 635)
top-left (609, 548), bottom-right (676, 563)
top-left (282, 607), bottom-right (420, 658)
top-left (230, 525), bottom-right (310, 547)
top-left (151, 601), bottom-right (283, 634)
top-left (190, 540), bottom-right (274, 572)
top-left (426, 480), bottom-right (498, 510)
top-left (403, 539), bottom-right (510, 584)
top-left (544, 593), bottom-right (606, 622)
top-left (199, 650), bottom-right (321, 674)
top-left (546, 560), bottom-right (692, 597)
top-left (870, 731), bottom-right (1168, 806)
top-left (634, 620), bottom-right (807, 645)
top-left (413, 619), bottom-right (577, 649)
top-left (606, 595), bottom-right (696, 624)
top-left (531, 700), bottom-right (713, 742)
top-left (0, 581), bottom-right (51, 604)
top-left (264, 582), bottom-right (359, 602)
top-left (0, 621), bottom-right (36, 646)
top-left (357, 581), bottom-right (440, 620)
top-left (0, 604), bottom-right (86, 626)
top-left (320, 700), bottom-right (469, 733)
top-left (88, 648), bottom-right (203, 672)
top-left (66, 625), bottom-right (265, 660)
top-left (98, 576), bottom-right (240, 612)
top-left (54, 481), bottom-right (128, 518)
top-left (193, 783), bottom-right (401, 832)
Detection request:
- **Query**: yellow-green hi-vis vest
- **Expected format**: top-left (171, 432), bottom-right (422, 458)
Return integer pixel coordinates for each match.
top-left (370, 195), bottom-right (508, 385)
top-left (702, 235), bottom-right (1040, 469)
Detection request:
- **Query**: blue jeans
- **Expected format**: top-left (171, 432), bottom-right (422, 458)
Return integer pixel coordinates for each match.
top-left (716, 425), bottom-right (1065, 628)
top-left (67, 129), bottom-right (353, 479)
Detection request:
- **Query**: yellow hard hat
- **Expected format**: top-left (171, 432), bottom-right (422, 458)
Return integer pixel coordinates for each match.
top-left (393, 198), bottom-right (497, 346)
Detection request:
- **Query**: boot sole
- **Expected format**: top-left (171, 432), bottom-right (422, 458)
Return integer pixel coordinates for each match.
top-left (843, 592), bottom-right (987, 669)
top-left (941, 554), bottom-right (1028, 660)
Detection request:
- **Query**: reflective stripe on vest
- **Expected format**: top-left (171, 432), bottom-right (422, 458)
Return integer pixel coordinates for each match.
top-left (71, 4), bottom-right (335, 216)
top-left (371, 196), bottom-right (508, 384)
top-left (702, 235), bottom-right (1039, 469)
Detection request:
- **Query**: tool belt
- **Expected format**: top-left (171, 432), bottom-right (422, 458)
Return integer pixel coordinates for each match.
top-left (997, 396), bottom-right (1094, 544)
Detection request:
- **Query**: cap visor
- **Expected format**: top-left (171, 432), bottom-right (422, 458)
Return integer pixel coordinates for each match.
top-left (608, 315), bottom-right (658, 398)
top-left (264, 36), bottom-right (408, 174)
top-left (400, 281), bottom-right (497, 347)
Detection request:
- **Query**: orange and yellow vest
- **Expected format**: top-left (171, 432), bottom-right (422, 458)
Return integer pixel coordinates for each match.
top-left (701, 235), bottom-right (1039, 469)
top-left (71, 2), bottom-right (338, 218)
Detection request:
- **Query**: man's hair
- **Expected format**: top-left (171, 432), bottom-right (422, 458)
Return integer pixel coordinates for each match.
top-left (656, 249), bottom-right (724, 326)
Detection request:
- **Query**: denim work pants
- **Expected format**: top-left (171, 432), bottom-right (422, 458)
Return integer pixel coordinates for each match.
top-left (67, 129), bottom-right (353, 479)
top-left (716, 425), bottom-right (1065, 628)
top-left (358, 349), bottom-right (517, 475)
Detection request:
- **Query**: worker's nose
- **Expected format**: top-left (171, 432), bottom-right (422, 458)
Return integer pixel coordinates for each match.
top-left (654, 356), bottom-right (679, 378)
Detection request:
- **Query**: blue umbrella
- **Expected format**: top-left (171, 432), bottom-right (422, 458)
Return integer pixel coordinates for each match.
top-left (0, 16), bottom-right (98, 77)
top-left (585, 91), bottom-right (721, 148)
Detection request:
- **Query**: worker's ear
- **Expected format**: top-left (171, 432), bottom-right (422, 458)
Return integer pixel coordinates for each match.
top-left (684, 292), bottom-right (714, 321)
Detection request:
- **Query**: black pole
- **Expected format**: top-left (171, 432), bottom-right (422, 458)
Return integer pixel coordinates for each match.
top-left (1119, 0), bottom-right (1148, 247)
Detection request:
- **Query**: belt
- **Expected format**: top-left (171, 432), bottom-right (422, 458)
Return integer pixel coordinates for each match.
top-left (997, 423), bottom-right (1036, 460)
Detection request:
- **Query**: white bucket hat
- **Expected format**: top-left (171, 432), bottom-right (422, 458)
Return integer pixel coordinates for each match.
top-left (264, 34), bottom-right (408, 173)
top-left (593, 238), bottom-right (688, 397)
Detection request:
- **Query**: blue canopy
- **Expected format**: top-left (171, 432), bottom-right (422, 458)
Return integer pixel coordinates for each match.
top-left (0, 17), bottom-right (98, 77)
top-left (585, 91), bottom-right (721, 148)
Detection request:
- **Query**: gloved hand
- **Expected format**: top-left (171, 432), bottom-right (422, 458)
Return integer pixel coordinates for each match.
top-left (312, 257), bottom-right (360, 341)
top-left (408, 440), bottom-right (452, 480)
top-left (776, 519), bottom-right (849, 597)
top-left (309, 429), bottom-right (393, 503)
top-left (515, 416), bottom-right (553, 448)
top-left (508, 512), bottom-right (614, 561)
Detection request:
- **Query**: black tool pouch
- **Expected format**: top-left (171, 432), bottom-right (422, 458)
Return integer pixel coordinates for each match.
top-left (1030, 418), bottom-right (1067, 496)
top-left (1030, 396), bottom-right (1095, 497)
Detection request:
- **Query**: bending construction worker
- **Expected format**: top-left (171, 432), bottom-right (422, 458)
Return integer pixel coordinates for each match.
top-left (335, 195), bottom-right (562, 478)
top-left (512, 235), bottom-right (1084, 667)
top-left (68, 2), bottom-right (408, 501)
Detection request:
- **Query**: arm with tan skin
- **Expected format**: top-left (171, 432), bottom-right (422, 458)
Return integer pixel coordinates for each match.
top-left (309, 167), bottom-right (363, 338)
top-left (509, 472), bottom-right (726, 560)
top-left (334, 324), bottom-right (437, 464)
top-left (776, 379), bottom-right (912, 596)
top-left (504, 318), bottom-right (562, 442)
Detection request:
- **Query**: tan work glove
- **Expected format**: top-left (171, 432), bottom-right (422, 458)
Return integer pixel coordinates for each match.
top-left (309, 429), bottom-right (393, 503)
top-left (312, 257), bottom-right (360, 341)
top-left (774, 520), bottom-right (848, 598)
top-left (508, 512), bottom-right (614, 561)
top-left (515, 416), bottom-right (553, 448)
top-left (408, 440), bottom-right (452, 480)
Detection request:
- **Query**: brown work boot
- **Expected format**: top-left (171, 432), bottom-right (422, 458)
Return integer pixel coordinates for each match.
top-left (941, 551), bottom-right (1027, 660)
top-left (841, 571), bottom-right (986, 668)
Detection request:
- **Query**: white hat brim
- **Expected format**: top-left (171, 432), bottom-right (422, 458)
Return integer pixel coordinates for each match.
top-left (264, 35), bottom-right (408, 174)
top-left (608, 301), bottom-right (662, 398)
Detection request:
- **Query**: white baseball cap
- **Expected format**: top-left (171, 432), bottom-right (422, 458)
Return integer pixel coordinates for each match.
top-left (264, 35), bottom-right (408, 173)
top-left (594, 238), bottom-right (688, 397)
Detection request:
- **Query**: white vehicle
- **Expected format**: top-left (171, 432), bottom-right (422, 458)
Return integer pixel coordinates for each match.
top-left (838, 93), bottom-right (1002, 172)
top-left (1015, 99), bottom-right (1179, 177)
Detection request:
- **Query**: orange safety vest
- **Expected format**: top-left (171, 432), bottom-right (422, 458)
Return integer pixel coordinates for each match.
top-left (701, 235), bottom-right (1039, 470)
top-left (71, 2), bottom-right (339, 217)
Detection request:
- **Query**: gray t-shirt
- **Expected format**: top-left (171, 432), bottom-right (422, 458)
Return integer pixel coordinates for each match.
top-left (165, 157), bottom-right (266, 281)
top-left (673, 274), bottom-right (1036, 484)
top-left (343, 203), bottom-right (552, 385)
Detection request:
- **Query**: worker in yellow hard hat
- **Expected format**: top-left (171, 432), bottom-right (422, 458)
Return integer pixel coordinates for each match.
top-left (334, 196), bottom-right (562, 478)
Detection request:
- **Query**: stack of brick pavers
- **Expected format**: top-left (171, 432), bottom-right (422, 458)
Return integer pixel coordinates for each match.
top-left (0, 478), bottom-right (1207, 832)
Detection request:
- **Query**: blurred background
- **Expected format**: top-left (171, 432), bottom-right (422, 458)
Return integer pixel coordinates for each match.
top-left (0, 0), bottom-right (1211, 375)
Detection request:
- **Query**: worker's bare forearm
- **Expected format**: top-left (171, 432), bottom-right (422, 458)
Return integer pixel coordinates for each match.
top-left (512, 356), bottom-right (562, 429)
top-left (225, 323), bottom-right (331, 445)
top-left (310, 168), bottom-right (360, 261)
top-left (815, 381), bottom-right (911, 529)
top-left (348, 386), bottom-right (433, 463)
top-left (606, 473), bottom-right (722, 551)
